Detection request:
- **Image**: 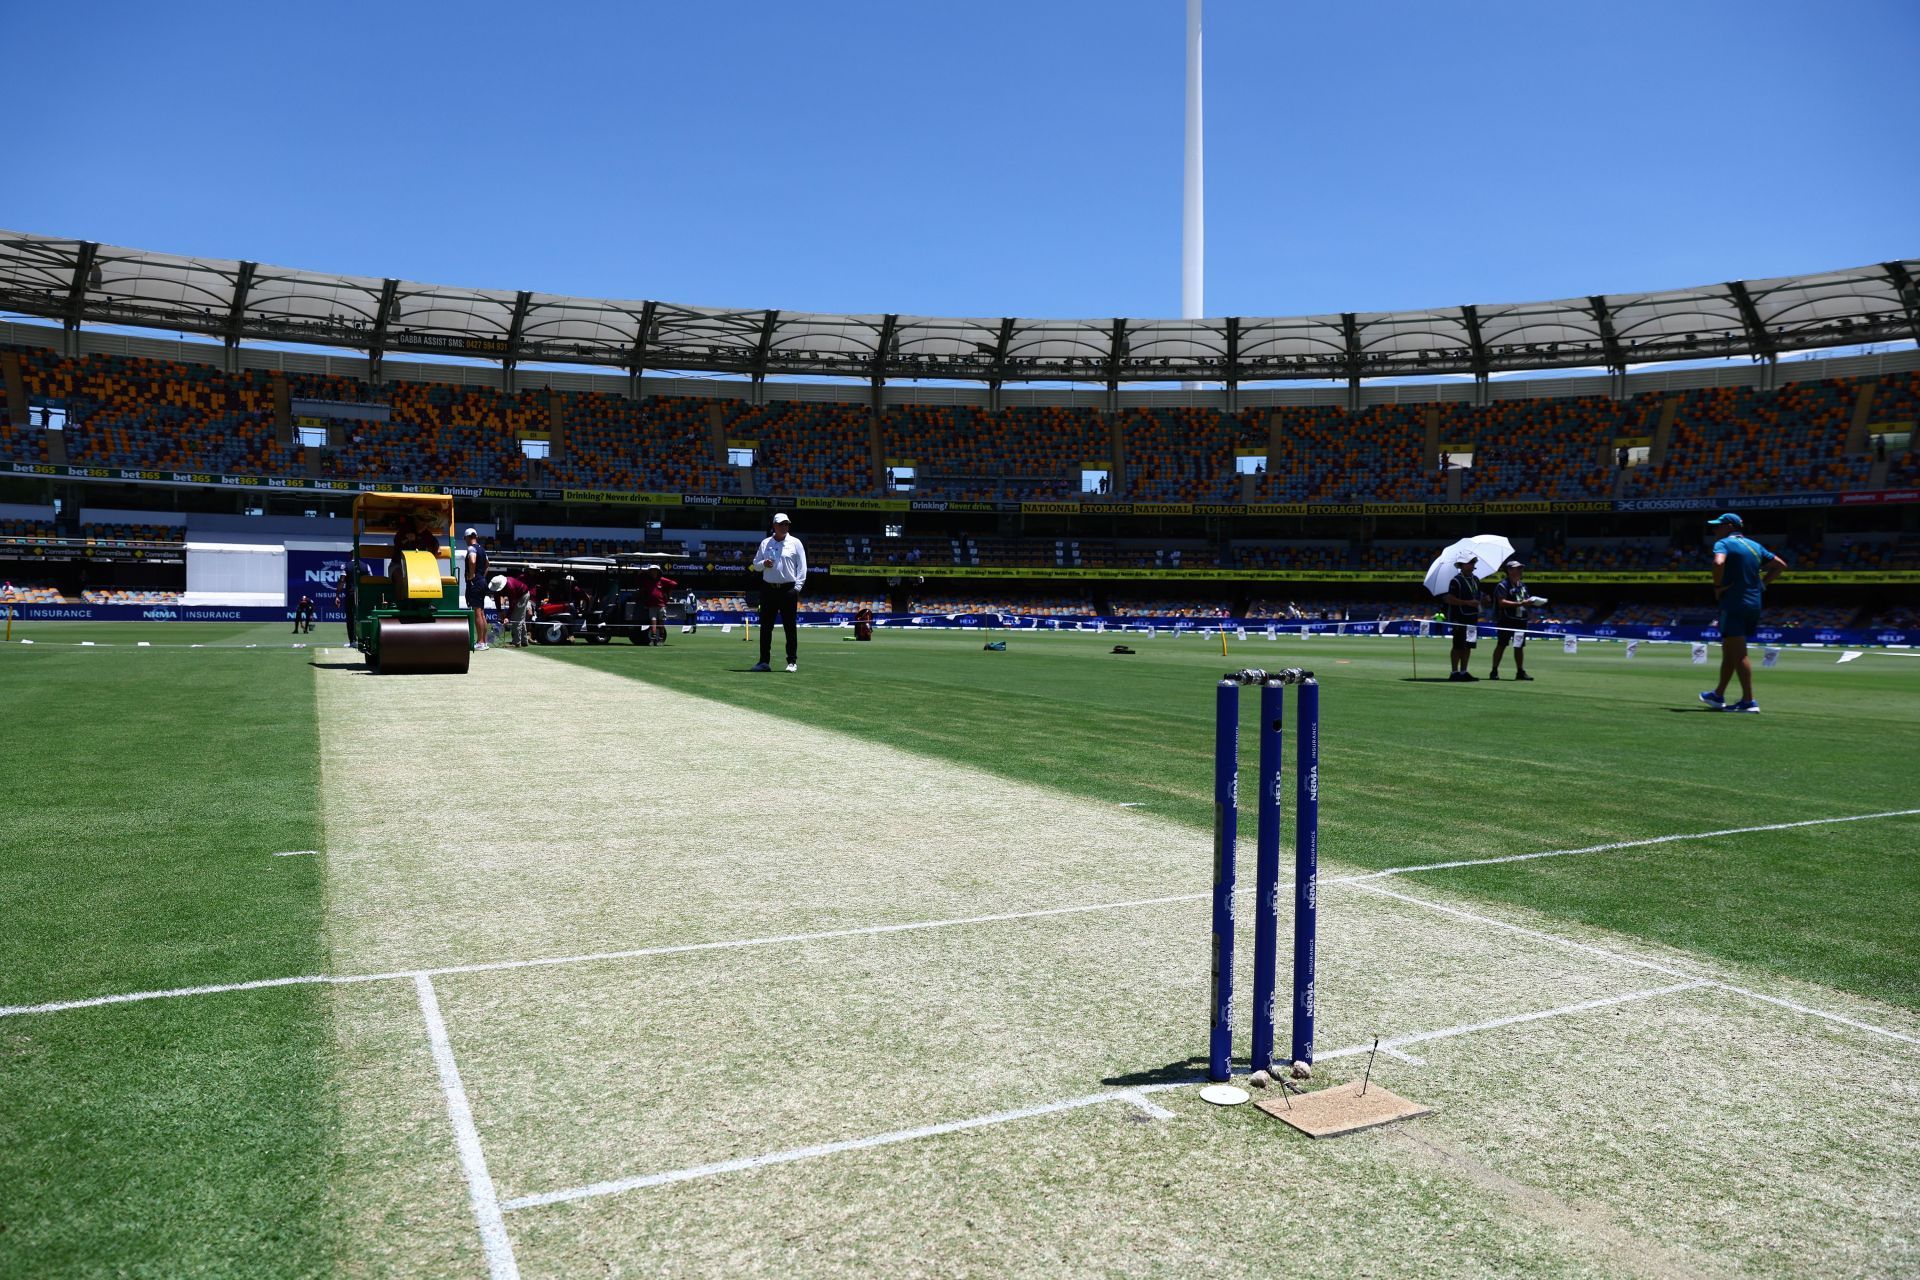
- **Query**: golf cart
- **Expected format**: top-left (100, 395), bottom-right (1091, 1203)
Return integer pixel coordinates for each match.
top-left (487, 551), bottom-right (689, 645)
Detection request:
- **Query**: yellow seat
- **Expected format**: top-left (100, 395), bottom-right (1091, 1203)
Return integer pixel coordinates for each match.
top-left (398, 550), bottom-right (444, 600)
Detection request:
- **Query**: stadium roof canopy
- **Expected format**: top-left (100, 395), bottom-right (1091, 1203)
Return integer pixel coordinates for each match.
top-left (1, 229), bottom-right (1914, 387)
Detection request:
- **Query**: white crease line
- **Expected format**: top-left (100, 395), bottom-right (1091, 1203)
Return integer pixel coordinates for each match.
top-left (1318, 982), bottom-right (1711, 1061)
top-left (0, 973), bottom-right (340, 1017)
top-left (272, 849), bottom-right (319, 858)
top-left (1379, 1046), bottom-right (1426, 1065)
top-left (0, 895), bottom-right (1209, 1019)
top-left (1117, 1088), bottom-right (1176, 1119)
top-left (416, 974), bottom-right (520, 1280)
top-left (422, 891), bottom-right (1212, 981)
top-left (1354, 882), bottom-right (1920, 1050)
top-left (1706, 981), bottom-right (1920, 1048)
top-left (500, 1083), bottom-right (1190, 1212)
top-left (1336, 808), bottom-right (1920, 884)
top-left (502, 979), bottom-right (1710, 1213)
top-left (1351, 882), bottom-right (1699, 982)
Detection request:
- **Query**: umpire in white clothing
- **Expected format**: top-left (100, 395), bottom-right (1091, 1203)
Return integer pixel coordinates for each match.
top-left (749, 512), bottom-right (807, 671)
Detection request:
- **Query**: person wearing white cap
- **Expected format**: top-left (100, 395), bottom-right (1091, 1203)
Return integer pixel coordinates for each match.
top-left (489, 572), bottom-right (533, 648)
top-left (748, 512), bottom-right (807, 672)
top-left (463, 526), bottom-right (490, 649)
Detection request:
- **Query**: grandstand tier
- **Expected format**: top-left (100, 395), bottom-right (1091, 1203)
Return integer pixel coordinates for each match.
top-left (5, 344), bottom-right (1916, 511)
top-left (3, 337), bottom-right (1915, 647)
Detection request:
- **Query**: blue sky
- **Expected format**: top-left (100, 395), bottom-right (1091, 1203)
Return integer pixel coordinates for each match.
top-left (4, 1), bottom-right (1916, 321)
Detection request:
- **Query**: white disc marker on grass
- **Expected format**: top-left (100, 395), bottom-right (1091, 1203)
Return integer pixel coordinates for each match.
top-left (1200, 1084), bottom-right (1250, 1106)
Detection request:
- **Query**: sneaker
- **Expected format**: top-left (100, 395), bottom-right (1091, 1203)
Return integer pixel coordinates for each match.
top-left (475, 643), bottom-right (489, 652)
top-left (1460, 672), bottom-right (1479, 682)
top-left (1727, 699), bottom-right (1761, 713)
top-left (1698, 690), bottom-right (1725, 708)
top-left (1515, 672), bottom-right (1533, 681)
top-left (749, 662), bottom-right (772, 672)
top-left (1487, 671), bottom-right (1500, 680)
top-left (785, 662), bottom-right (798, 673)
top-left (1448, 671), bottom-right (1469, 681)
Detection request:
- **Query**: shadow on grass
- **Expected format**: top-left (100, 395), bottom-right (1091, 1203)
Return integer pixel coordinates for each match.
top-left (1102, 1059), bottom-right (1211, 1088)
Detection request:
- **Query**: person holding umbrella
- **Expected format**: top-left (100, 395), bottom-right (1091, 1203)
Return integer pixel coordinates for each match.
top-left (1441, 551), bottom-right (1487, 681)
top-left (1422, 534), bottom-right (1515, 683)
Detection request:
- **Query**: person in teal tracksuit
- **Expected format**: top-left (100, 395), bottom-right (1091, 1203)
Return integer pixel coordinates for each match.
top-left (1699, 512), bottom-right (1786, 713)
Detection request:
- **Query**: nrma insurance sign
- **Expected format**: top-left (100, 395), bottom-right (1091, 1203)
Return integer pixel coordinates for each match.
top-left (286, 548), bottom-right (352, 596)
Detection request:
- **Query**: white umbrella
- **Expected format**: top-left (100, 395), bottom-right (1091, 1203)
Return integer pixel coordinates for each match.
top-left (1423, 534), bottom-right (1516, 597)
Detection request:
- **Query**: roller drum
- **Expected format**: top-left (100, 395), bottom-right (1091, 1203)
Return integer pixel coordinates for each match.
top-left (375, 618), bottom-right (471, 674)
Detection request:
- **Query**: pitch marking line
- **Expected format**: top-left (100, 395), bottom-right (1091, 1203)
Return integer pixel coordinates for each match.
top-left (0, 895), bottom-right (1206, 1018)
top-left (1338, 807), bottom-right (1920, 884)
top-left (3, 809), bottom-right (1915, 1041)
top-left (1353, 882), bottom-right (1920, 1049)
top-left (1321, 981), bottom-right (1712, 1060)
top-left (500, 979), bottom-right (1702, 1213)
top-left (416, 974), bottom-right (520, 1280)
top-left (500, 1086), bottom-right (1188, 1211)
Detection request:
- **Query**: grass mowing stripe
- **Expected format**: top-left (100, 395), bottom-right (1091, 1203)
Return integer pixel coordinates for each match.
top-left (536, 630), bottom-right (1920, 1011)
top-left (0, 646), bottom-right (338, 1277)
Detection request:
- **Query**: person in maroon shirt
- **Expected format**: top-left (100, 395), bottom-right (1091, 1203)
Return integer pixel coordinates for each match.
top-left (644, 566), bottom-right (678, 645)
top-left (489, 574), bottom-right (533, 647)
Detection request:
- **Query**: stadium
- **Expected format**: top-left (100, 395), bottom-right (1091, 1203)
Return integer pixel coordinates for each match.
top-left (2, 6), bottom-right (1917, 1278)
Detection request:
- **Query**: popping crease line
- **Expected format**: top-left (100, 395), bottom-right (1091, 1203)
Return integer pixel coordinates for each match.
top-left (0, 894), bottom-right (1212, 1018)
top-left (5, 806), bottom-right (1919, 1022)
top-left (500, 980), bottom-right (1708, 1213)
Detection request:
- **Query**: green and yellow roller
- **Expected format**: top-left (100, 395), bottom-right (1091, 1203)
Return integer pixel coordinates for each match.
top-left (345, 493), bottom-right (474, 674)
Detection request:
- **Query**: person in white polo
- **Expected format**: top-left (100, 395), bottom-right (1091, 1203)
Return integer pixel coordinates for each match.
top-left (749, 512), bottom-right (807, 672)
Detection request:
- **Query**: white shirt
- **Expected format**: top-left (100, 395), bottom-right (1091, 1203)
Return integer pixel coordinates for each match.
top-left (752, 533), bottom-right (807, 590)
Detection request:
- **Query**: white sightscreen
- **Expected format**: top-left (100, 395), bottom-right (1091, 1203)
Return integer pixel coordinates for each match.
top-left (186, 542), bottom-right (286, 599)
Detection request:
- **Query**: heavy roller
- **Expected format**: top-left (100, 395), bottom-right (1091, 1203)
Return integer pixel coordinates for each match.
top-left (346, 493), bottom-right (473, 674)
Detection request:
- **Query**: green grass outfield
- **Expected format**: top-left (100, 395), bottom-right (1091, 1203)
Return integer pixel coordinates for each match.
top-left (0, 622), bottom-right (1914, 1278)
top-left (0, 631), bottom-right (335, 1275)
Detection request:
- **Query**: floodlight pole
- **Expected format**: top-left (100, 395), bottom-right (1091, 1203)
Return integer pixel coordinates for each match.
top-left (1182, 0), bottom-right (1204, 392)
